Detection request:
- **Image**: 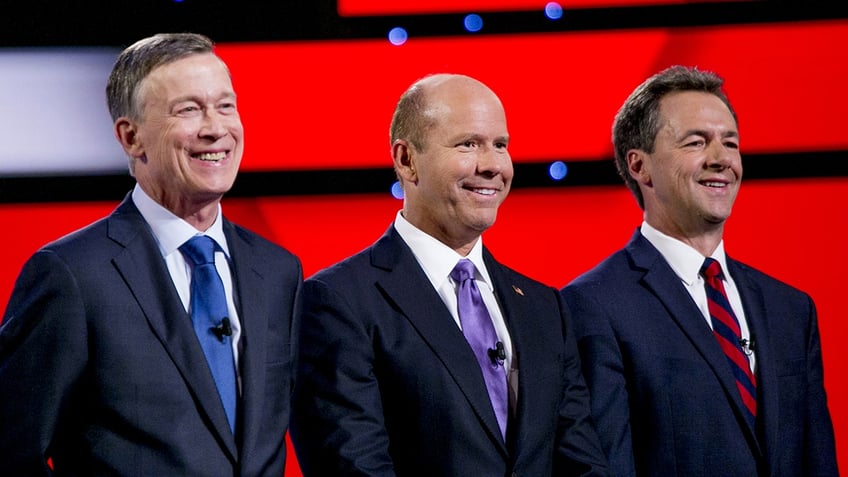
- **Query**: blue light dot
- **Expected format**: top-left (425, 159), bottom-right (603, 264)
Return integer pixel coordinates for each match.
top-left (549, 161), bottom-right (568, 181)
top-left (544, 2), bottom-right (563, 20)
top-left (388, 27), bottom-right (408, 46)
top-left (391, 181), bottom-right (405, 199)
top-left (464, 14), bottom-right (483, 33)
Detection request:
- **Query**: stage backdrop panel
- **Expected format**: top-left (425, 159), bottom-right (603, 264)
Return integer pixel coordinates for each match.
top-left (2, 179), bottom-right (846, 475)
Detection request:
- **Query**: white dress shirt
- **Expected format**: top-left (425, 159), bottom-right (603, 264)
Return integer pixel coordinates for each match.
top-left (641, 221), bottom-right (756, 371)
top-left (132, 184), bottom-right (243, 389)
top-left (394, 211), bottom-right (518, 408)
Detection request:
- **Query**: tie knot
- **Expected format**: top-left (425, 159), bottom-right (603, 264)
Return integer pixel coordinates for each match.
top-left (700, 257), bottom-right (724, 281)
top-left (450, 258), bottom-right (477, 283)
top-left (180, 235), bottom-right (218, 266)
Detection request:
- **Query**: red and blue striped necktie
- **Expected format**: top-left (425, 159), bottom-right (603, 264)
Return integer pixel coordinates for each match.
top-left (700, 257), bottom-right (757, 426)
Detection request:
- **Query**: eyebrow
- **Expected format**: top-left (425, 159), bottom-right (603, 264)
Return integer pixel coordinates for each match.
top-left (170, 91), bottom-right (237, 106)
top-left (682, 128), bottom-right (738, 140)
top-left (450, 133), bottom-right (510, 143)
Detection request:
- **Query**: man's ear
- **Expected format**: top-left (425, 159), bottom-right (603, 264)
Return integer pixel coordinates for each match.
top-left (114, 117), bottom-right (145, 160)
top-left (627, 149), bottom-right (651, 187)
top-left (392, 139), bottom-right (417, 185)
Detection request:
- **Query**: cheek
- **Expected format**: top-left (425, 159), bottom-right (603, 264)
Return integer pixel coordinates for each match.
top-left (502, 159), bottom-right (515, 179)
top-left (166, 121), bottom-right (195, 142)
top-left (226, 117), bottom-right (244, 137)
top-left (142, 124), bottom-right (190, 156)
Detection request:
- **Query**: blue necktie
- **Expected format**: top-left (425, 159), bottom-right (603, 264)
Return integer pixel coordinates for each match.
top-left (451, 259), bottom-right (508, 440)
top-left (180, 235), bottom-right (237, 433)
top-left (701, 257), bottom-right (756, 427)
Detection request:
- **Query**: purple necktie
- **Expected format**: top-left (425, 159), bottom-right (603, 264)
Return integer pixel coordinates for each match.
top-left (180, 235), bottom-right (237, 433)
top-left (701, 257), bottom-right (757, 427)
top-left (451, 258), bottom-right (508, 440)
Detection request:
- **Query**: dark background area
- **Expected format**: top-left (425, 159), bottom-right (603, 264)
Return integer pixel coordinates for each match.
top-left (3, 0), bottom-right (845, 47)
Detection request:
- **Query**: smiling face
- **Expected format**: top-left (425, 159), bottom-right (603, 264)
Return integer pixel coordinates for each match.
top-left (629, 90), bottom-right (742, 244)
top-left (394, 75), bottom-right (513, 254)
top-left (116, 52), bottom-right (243, 222)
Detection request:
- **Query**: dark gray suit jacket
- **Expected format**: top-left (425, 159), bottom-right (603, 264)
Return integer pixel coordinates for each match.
top-left (0, 194), bottom-right (302, 476)
top-left (291, 225), bottom-right (607, 476)
top-left (561, 229), bottom-right (837, 476)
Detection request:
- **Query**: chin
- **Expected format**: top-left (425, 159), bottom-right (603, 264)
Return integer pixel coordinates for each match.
top-left (471, 218), bottom-right (498, 233)
top-left (702, 213), bottom-right (731, 226)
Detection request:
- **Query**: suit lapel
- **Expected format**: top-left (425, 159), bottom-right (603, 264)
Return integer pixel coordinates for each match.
top-left (372, 227), bottom-right (508, 453)
top-left (482, 251), bottom-right (544, 458)
top-left (224, 220), bottom-right (270, 462)
top-left (108, 197), bottom-right (238, 458)
top-left (628, 232), bottom-right (760, 449)
top-left (728, 259), bottom-right (774, 458)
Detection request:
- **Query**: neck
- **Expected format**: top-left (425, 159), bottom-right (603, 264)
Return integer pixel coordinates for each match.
top-left (172, 200), bottom-right (220, 231)
top-left (644, 217), bottom-right (724, 257)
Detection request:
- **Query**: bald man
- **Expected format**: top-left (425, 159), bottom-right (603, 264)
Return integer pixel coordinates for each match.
top-left (290, 74), bottom-right (607, 476)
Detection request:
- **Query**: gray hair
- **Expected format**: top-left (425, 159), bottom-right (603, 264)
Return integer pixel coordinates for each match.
top-left (106, 32), bottom-right (214, 122)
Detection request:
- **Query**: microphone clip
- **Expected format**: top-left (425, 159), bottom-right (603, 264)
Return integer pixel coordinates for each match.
top-left (738, 337), bottom-right (755, 356)
top-left (211, 317), bottom-right (233, 342)
top-left (488, 341), bottom-right (506, 365)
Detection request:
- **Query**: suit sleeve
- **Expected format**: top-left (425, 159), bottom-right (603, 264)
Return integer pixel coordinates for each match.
top-left (800, 295), bottom-right (839, 475)
top-left (553, 289), bottom-right (611, 476)
top-left (290, 277), bottom-right (396, 477)
top-left (0, 250), bottom-right (89, 475)
top-left (561, 284), bottom-right (637, 477)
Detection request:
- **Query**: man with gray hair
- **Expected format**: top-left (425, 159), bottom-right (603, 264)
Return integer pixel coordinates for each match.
top-left (0, 33), bottom-right (302, 475)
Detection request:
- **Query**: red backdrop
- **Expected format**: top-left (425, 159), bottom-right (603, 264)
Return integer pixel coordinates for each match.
top-left (2, 19), bottom-right (846, 474)
top-left (2, 179), bottom-right (846, 474)
top-left (216, 20), bottom-right (848, 172)
top-left (336, 0), bottom-right (756, 16)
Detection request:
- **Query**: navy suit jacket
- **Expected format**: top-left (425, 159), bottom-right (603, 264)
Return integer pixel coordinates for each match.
top-left (290, 225), bottom-right (608, 477)
top-left (561, 229), bottom-right (837, 476)
top-left (0, 194), bottom-right (302, 476)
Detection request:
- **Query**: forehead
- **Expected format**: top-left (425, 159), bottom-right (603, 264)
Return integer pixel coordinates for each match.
top-left (657, 90), bottom-right (736, 131)
top-left (424, 80), bottom-right (507, 132)
top-left (140, 53), bottom-right (233, 99)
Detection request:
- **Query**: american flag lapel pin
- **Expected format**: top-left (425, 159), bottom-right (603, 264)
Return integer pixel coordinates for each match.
top-left (512, 285), bottom-right (524, 296)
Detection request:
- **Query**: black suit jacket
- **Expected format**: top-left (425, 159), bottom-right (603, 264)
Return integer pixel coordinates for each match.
top-left (290, 225), bottom-right (607, 476)
top-left (0, 194), bottom-right (302, 476)
top-left (561, 229), bottom-right (837, 476)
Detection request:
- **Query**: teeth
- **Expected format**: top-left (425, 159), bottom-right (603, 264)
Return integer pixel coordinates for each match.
top-left (194, 152), bottom-right (226, 161)
top-left (472, 188), bottom-right (496, 195)
top-left (703, 181), bottom-right (725, 188)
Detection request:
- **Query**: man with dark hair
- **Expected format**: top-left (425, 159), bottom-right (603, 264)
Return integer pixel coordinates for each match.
top-left (0, 33), bottom-right (302, 475)
top-left (562, 65), bottom-right (837, 476)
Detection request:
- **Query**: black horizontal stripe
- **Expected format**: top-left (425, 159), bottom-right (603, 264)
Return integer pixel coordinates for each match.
top-left (1, 2), bottom-right (845, 46)
top-left (1, 150), bottom-right (845, 204)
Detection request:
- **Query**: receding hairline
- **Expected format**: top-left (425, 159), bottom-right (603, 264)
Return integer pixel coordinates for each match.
top-left (389, 73), bottom-right (503, 151)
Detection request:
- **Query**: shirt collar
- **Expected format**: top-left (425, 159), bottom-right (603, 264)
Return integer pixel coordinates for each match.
top-left (131, 183), bottom-right (229, 258)
top-left (640, 221), bottom-right (729, 285)
top-left (394, 210), bottom-right (493, 292)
